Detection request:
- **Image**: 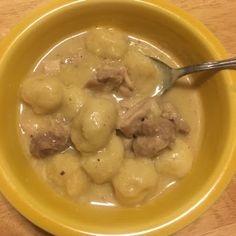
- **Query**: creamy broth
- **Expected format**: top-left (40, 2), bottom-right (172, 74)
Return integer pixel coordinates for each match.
top-left (18, 27), bottom-right (203, 207)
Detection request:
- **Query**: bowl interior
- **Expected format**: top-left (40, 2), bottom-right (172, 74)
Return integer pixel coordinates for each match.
top-left (0, 1), bottom-right (233, 235)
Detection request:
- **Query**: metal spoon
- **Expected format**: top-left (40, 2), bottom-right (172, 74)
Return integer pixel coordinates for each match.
top-left (149, 57), bottom-right (236, 96)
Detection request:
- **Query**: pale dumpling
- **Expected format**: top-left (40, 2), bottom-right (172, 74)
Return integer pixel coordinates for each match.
top-left (59, 60), bottom-right (98, 88)
top-left (112, 158), bottom-right (158, 205)
top-left (61, 86), bottom-right (88, 120)
top-left (155, 139), bottom-right (193, 178)
top-left (86, 28), bottom-right (128, 59)
top-left (66, 170), bottom-right (90, 197)
top-left (71, 97), bottom-right (118, 153)
top-left (124, 49), bottom-right (159, 95)
top-left (81, 135), bottom-right (124, 184)
top-left (59, 65), bottom-right (83, 87)
top-left (45, 152), bottom-right (90, 197)
top-left (21, 76), bottom-right (63, 114)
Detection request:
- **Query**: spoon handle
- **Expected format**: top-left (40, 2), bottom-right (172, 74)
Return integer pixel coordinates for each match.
top-left (176, 58), bottom-right (236, 78)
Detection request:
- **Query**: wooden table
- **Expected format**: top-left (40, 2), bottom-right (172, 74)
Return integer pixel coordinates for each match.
top-left (0, 1), bottom-right (235, 235)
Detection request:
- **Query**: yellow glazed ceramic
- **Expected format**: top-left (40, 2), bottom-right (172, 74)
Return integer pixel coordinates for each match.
top-left (0, 0), bottom-right (236, 235)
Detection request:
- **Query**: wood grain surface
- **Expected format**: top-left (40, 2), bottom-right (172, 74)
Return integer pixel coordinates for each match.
top-left (0, 1), bottom-right (235, 236)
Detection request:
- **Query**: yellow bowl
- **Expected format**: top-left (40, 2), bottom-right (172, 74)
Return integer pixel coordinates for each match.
top-left (0, 0), bottom-right (236, 235)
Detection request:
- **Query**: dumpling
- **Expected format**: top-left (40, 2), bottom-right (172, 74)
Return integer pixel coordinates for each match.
top-left (60, 86), bottom-right (88, 121)
top-left (21, 75), bottom-right (63, 114)
top-left (112, 158), bottom-right (158, 205)
top-left (45, 152), bottom-right (90, 197)
top-left (155, 139), bottom-right (193, 178)
top-left (65, 170), bottom-right (90, 197)
top-left (59, 61), bottom-right (98, 88)
top-left (85, 27), bottom-right (128, 59)
top-left (81, 135), bottom-right (124, 184)
top-left (71, 97), bottom-right (118, 153)
top-left (124, 49), bottom-right (160, 95)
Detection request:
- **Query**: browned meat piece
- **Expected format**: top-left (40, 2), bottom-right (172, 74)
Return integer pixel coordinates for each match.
top-left (85, 63), bottom-right (133, 96)
top-left (130, 114), bottom-right (170, 137)
top-left (118, 97), bottom-right (190, 138)
top-left (97, 64), bottom-right (124, 85)
top-left (118, 97), bottom-right (141, 111)
top-left (132, 118), bottom-right (176, 157)
top-left (161, 102), bottom-right (190, 133)
top-left (155, 118), bottom-right (176, 140)
top-left (133, 136), bottom-right (169, 157)
top-left (118, 97), bottom-right (190, 157)
top-left (118, 98), bottom-right (161, 138)
top-left (86, 64), bottom-right (123, 90)
top-left (30, 131), bottom-right (70, 158)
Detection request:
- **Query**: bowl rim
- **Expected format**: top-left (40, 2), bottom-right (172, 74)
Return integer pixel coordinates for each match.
top-left (0, 0), bottom-right (236, 235)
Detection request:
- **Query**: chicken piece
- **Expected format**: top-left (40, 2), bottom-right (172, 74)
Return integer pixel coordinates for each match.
top-left (118, 97), bottom-right (142, 111)
top-left (133, 136), bottom-right (169, 157)
top-left (85, 63), bottom-right (133, 96)
top-left (132, 118), bottom-right (176, 157)
top-left (118, 97), bottom-right (190, 157)
top-left (30, 131), bottom-right (71, 158)
top-left (97, 64), bottom-right (125, 86)
top-left (161, 102), bottom-right (190, 133)
top-left (118, 97), bottom-right (190, 138)
top-left (154, 118), bottom-right (176, 140)
top-left (118, 98), bottom-right (161, 138)
top-left (138, 115), bottom-right (160, 136)
top-left (86, 64), bottom-right (123, 90)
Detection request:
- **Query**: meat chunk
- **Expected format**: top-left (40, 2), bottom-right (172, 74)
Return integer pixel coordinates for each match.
top-left (118, 98), bottom-right (162, 138)
top-left (132, 118), bottom-right (176, 157)
top-left (85, 63), bottom-right (133, 96)
top-left (30, 131), bottom-right (71, 158)
top-left (97, 64), bottom-right (125, 86)
top-left (118, 97), bottom-right (190, 138)
top-left (154, 118), bottom-right (176, 140)
top-left (117, 97), bottom-right (190, 157)
top-left (161, 102), bottom-right (190, 133)
top-left (133, 136), bottom-right (169, 157)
